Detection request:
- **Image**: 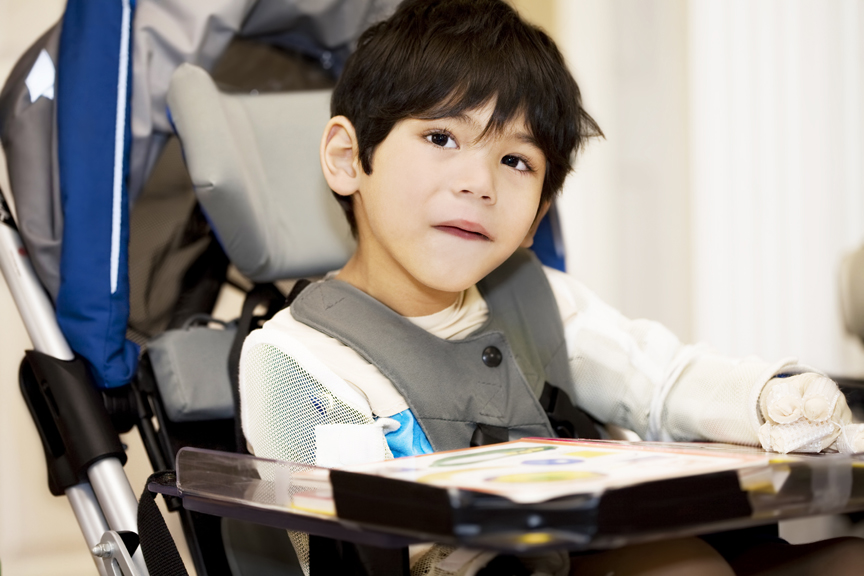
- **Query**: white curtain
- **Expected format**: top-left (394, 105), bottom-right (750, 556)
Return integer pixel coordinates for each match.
top-left (555, 0), bottom-right (864, 375)
top-left (690, 0), bottom-right (864, 373)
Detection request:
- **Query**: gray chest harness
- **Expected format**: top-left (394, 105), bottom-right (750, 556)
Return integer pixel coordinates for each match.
top-left (290, 249), bottom-right (599, 452)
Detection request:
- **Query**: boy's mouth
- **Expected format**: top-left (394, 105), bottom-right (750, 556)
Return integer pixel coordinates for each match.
top-left (434, 220), bottom-right (491, 241)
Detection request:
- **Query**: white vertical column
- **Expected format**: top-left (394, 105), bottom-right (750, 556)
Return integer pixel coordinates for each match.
top-left (555, 0), bottom-right (624, 310)
top-left (555, 0), bottom-right (692, 339)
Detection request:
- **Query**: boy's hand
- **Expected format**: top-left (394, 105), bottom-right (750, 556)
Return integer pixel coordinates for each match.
top-left (758, 373), bottom-right (862, 453)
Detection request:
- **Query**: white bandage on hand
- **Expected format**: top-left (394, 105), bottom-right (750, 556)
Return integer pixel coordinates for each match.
top-left (758, 373), bottom-right (855, 454)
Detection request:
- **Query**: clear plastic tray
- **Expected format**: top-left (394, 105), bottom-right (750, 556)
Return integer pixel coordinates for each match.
top-left (163, 444), bottom-right (864, 552)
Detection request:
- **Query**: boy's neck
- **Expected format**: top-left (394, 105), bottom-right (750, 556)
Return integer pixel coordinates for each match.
top-left (335, 253), bottom-right (461, 317)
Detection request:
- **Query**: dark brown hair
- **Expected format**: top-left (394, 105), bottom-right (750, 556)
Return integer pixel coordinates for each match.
top-left (331, 0), bottom-right (602, 235)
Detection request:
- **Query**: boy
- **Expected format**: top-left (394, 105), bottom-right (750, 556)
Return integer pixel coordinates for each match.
top-left (240, 0), bottom-right (864, 573)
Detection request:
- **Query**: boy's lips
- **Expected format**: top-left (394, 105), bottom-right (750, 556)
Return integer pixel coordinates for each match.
top-left (434, 220), bottom-right (492, 241)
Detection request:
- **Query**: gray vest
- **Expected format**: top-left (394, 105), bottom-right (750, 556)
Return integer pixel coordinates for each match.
top-left (290, 249), bottom-right (576, 452)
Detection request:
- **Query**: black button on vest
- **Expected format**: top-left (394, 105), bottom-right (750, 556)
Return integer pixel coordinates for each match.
top-left (482, 346), bottom-right (502, 367)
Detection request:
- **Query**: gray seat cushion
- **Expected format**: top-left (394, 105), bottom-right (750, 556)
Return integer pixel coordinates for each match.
top-left (166, 63), bottom-right (354, 282)
top-left (147, 316), bottom-right (235, 421)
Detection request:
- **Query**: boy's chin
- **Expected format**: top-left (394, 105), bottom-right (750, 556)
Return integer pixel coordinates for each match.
top-left (424, 278), bottom-right (480, 294)
top-left (415, 261), bottom-right (501, 294)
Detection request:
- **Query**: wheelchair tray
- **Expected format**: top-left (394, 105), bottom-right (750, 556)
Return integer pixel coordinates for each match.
top-left (154, 440), bottom-right (864, 553)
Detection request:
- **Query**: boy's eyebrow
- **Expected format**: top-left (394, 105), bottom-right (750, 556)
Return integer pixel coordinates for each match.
top-left (514, 131), bottom-right (540, 148)
top-left (503, 130), bottom-right (542, 154)
top-left (443, 112), bottom-right (484, 131)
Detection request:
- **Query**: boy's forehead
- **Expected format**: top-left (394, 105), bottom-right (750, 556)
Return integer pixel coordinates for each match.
top-left (455, 110), bottom-right (532, 137)
top-left (427, 104), bottom-right (540, 149)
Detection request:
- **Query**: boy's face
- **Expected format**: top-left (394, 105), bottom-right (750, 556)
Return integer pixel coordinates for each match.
top-left (326, 102), bottom-right (546, 314)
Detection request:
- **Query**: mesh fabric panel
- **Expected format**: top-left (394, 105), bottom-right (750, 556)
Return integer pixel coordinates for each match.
top-left (837, 423), bottom-right (864, 453)
top-left (243, 342), bottom-right (374, 464)
top-left (411, 545), bottom-right (457, 576)
top-left (242, 342), bottom-right (375, 575)
top-left (409, 546), bottom-right (502, 576)
top-left (759, 420), bottom-right (838, 453)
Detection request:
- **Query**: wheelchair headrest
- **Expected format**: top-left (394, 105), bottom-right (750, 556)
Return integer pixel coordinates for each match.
top-left (166, 63), bottom-right (354, 282)
top-left (841, 243), bottom-right (864, 343)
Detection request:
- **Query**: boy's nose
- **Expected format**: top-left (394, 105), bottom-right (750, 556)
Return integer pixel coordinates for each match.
top-left (455, 160), bottom-right (496, 203)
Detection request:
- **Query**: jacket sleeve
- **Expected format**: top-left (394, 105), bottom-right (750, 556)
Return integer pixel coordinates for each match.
top-left (546, 268), bottom-right (805, 444)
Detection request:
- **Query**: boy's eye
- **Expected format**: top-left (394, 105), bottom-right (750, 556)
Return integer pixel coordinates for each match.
top-left (502, 155), bottom-right (530, 172)
top-left (427, 132), bottom-right (457, 148)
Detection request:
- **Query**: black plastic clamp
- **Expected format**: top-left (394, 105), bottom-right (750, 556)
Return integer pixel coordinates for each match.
top-left (19, 350), bottom-right (126, 495)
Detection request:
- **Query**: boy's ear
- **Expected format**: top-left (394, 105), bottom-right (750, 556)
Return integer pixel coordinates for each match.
top-left (521, 200), bottom-right (552, 248)
top-left (320, 115), bottom-right (361, 197)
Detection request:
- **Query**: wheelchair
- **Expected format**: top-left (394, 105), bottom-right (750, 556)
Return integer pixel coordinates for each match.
top-left (4, 2), bottom-right (863, 575)
top-left (0, 1), bottom-right (570, 573)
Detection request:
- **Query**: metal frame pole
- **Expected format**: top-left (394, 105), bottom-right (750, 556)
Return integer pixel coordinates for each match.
top-left (89, 459), bottom-right (150, 574)
top-left (67, 484), bottom-right (113, 576)
top-left (1, 188), bottom-right (149, 575)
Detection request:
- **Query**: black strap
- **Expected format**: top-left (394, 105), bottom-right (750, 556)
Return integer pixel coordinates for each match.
top-left (309, 535), bottom-right (409, 575)
top-left (227, 283), bottom-right (284, 453)
top-left (470, 423), bottom-right (510, 447)
top-left (470, 385), bottom-right (602, 445)
top-left (138, 472), bottom-right (189, 576)
top-left (539, 382), bottom-right (602, 440)
top-left (476, 554), bottom-right (532, 576)
top-left (284, 278), bottom-right (311, 309)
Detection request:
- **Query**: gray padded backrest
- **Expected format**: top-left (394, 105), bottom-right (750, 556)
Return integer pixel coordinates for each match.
top-left (166, 63), bottom-right (354, 282)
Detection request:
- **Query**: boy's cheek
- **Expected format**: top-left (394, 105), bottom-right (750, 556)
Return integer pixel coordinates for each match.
top-left (520, 216), bottom-right (542, 248)
top-left (520, 201), bottom-right (551, 248)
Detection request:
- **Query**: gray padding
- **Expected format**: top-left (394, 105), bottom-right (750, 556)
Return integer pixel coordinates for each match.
top-left (129, 0), bottom-right (399, 199)
top-left (148, 318), bottom-right (235, 421)
top-left (166, 63), bottom-right (354, 282)
top-left (0, 23), bottom-right (63, 299)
